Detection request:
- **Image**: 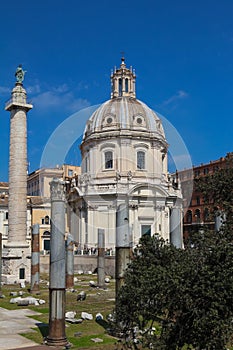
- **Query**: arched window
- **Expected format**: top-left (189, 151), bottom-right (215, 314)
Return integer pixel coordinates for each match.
top-left (194, 209), bottom-right (201, 223)
top-left (42, 215), bottom-right (50, 225)
top-left (187, 210), bottom-right (192, 223)
top-left (119, 79), bottom-right (122, 96)
top-left (137, 151), bottom-right (145, 170)
top-left (125, 78), bottom-right (129, 92)
top-left (43, 230), bottom-right (50, 236)
top-left (105, 151), bottom-right (113, 169)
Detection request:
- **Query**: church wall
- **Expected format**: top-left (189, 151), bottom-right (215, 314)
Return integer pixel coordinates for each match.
top-left (86, 207), bottom-right (116, 249)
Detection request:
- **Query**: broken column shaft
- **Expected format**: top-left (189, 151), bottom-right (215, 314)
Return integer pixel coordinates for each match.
top-left (46, 179), bottom-right (68, 347)
top-left (97, 228), bottom-right (105, 288)
top-left (115, 203), bottom-right (131, 297)
top-left (30, 224), bottom-right (40, 294)
top-left (66, 233), bottom-right (74, 289)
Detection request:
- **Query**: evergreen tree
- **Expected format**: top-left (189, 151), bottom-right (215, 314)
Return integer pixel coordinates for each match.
top-left (114, 161), bottom-right (233, 349)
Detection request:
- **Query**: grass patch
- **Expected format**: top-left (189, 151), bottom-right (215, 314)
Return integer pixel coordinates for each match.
top-left (1, 274), bottom-right (117, 349)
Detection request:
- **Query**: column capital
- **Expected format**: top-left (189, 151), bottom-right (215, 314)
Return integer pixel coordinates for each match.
top-left (50, 178), bottom-right (66, 202)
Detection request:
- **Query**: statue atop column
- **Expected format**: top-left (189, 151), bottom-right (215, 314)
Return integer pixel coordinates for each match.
top-left (15, 64), bottom-right (26, 84)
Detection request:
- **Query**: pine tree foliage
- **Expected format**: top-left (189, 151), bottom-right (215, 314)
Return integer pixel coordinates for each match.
top-left (114, 161), bottom-right (233, 349)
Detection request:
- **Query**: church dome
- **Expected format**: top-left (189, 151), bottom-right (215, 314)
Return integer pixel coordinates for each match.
top-left (82, 58), bottom-right (166, 146)
top-left (84, 96), bottom-right (165, 139)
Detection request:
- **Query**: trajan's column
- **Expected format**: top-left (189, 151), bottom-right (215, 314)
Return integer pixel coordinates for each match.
top-left (2, 65), bottom-right (33, 283)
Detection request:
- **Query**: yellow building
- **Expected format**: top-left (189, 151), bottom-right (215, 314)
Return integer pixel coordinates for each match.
top-left (27, 165), bottom-right (81, 197)
top-left (0, 165), bottom-right (80, 251)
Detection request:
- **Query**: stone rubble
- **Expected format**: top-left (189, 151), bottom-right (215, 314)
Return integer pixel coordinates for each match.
top-left (10, 296), bottom-right (46, 306)
top-left (81, 311), bottom-right (93, 320)
top-left (77, 291), bottom-right (86, 301)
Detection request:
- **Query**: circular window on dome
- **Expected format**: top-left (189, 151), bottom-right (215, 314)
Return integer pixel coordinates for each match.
top-left (107, 117), bottom-right (113, 124)
top-left (137, 117), bottom-right (142, 124)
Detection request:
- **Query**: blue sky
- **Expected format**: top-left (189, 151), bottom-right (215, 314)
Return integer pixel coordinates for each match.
top-left (0, 0), bottom-right (233, 181)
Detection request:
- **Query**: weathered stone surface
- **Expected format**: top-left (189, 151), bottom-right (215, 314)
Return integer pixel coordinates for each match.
top-left (65, 311), bottom-right (76, 319)
top-left (91, 338), bottom-right (103, 343)
top-left (10, 292), bottom-right (18, 296)
top-left (20, 282), bottom-right (25, 288)
top-left (81, 312), bottom-right (93, 320)
top-left (77, 291), bottom-right (86, 301)
top-left (17, 299), bottom-right (29, 306)
top-left (89, 280), bottom-right (97, 287)
top-left (66, 318), bottom-right (82, 324)
top-left (10, 296), bottom-right (45, 305)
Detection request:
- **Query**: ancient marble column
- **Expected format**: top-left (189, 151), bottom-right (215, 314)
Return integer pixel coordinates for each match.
top-left (170, 206), bottom-right (183, 248)
top-left (30, 224), bottom-right (40, 294)
top-left (97, 228), bottom-right (105, 288)
top-left (3, 66), bottom-right (33, 283)
top-left (66, 233), bottom-right (74, 289)
top-left (115, 203), bottom-right (130, 297)
top-left (47, 178), bottom-right (68, 347)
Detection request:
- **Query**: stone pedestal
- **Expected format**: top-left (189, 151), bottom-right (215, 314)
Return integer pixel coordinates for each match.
top-left (2, 245), bottom-right (31, 284)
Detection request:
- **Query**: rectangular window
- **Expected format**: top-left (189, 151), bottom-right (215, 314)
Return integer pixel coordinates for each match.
top-left (105, 151), bottom-right (113, 169)
top-left (44, 239), bottom-right (50, 251)
top-left (141, 225), bottom-right (151, 236)
top-left (19, 268), bottom-right (25, 279)
top-left (137, 151), bottom-right (145, 169)
top-left (68, 169), bottom-right (73, 177)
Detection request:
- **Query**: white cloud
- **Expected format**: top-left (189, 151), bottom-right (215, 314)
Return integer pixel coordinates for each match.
top-left (52, 84), bottom-right (69, 93)
top-left (162, 90), bottom-right (189, 106)
top-left (32, 89), bottom-right (90, 113)
top-left (0, 86), bottom-right (11, 95)
top-left (27, 84), bottom-right (41, 94)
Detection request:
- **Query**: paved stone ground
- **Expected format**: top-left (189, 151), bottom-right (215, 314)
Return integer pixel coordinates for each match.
top-left (0, 307), bottom-right (46, 350)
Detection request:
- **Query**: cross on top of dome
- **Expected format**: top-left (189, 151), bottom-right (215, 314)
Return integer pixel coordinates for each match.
top-left (111, 57), bottom-right (136, 99)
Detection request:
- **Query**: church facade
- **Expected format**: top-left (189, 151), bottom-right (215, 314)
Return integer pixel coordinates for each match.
top-left (68, 58), bottom-right (183, 251)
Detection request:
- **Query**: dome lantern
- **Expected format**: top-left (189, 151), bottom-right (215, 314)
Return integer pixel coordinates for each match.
top-left (111, 57), bottom-right (136, 99)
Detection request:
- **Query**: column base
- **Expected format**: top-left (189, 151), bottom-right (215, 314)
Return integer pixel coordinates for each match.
top-left (46, 336), bottom-right (68, 347)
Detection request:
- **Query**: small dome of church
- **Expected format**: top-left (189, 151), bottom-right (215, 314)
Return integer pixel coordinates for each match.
top-left (82, 58), bottom-right (166, 143)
